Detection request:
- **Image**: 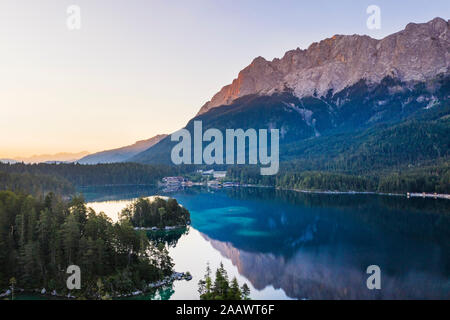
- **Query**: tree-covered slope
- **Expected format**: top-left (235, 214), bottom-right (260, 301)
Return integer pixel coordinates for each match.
top-left (131, 75), bottom-right (450, 172)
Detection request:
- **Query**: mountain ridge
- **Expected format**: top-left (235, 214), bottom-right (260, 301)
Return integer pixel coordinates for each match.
top-left (130, 18), bottom-right (450, 176)
top-left (78, 134), bottom-right (167, 164)
top-left (131, 73), bottom-right (450, 166)
top-left (198, 17), bottom-right (449, 115)
top-left (1, 151), bottom-right (90, 164)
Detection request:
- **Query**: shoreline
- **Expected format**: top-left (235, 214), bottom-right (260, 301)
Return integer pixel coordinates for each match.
top-left (236, 184), bottom-right (450, 200)
top-left (78, 182), bottom-right (450, 201)
top-left (0, 271), bottom-right (192, 300)
top-left (78, 183), bottom-right (157, 188)
top-left (406, 192), bottom-right (450, 200)
top-left (134, 225), bottom-right (189, 231)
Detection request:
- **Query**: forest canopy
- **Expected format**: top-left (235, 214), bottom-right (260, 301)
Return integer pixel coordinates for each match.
top-left (0, 191), bottom-right (174, 299)
top-left (0, 162), bottom-right (186, 188)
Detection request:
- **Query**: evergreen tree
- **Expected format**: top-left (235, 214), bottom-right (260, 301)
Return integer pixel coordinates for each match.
top-left (241, 283), bottom-right (251, 300)
top-left (230, 277), bottom-right (242, 300)
top-left (198, 262), bottom-right (250, 300)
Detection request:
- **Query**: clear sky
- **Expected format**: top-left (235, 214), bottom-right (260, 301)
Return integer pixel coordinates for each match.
top-left (0, 0), bottom-right (448, 157)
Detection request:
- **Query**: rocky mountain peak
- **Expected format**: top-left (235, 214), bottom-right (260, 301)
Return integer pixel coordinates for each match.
top-left (198, 17), bottom-right (449, 115)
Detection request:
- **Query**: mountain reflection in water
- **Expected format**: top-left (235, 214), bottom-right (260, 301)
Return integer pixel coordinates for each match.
top-left (201, 232), bottom-right (448, 299)
top-left (170, 187), bottom-right (450, 300)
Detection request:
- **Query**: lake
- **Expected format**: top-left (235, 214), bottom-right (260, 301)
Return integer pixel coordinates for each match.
top-left (81, 185), bottom-right (450, 300)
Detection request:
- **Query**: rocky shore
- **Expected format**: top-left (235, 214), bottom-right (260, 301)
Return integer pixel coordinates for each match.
top-left (134, 225), bottom-right (188, 231)
top-left (0, 271), bottom-right (192, 300)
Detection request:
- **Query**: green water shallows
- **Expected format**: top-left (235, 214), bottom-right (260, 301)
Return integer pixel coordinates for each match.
top-left (82, 185), bottom-right (450, 300)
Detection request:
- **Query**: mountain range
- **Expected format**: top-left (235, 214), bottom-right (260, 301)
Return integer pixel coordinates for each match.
top-left (77, 134), bottom-right (167, 164)
top-left (1, 135), bottom-right (169, 165)
top-left (198, 17), bottom-right (449, 115)
top-left (0, 151), bottom-right (90, 164)
top-left (129, 17), bottom-right (449, 172)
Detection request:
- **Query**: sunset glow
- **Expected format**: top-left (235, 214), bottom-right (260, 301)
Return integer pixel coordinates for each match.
top-left (1, 0), bottom-right (448, 157)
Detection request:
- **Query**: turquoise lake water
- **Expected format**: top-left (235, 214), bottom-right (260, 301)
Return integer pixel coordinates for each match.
top-left (81, 185), bottom-right (450, 300)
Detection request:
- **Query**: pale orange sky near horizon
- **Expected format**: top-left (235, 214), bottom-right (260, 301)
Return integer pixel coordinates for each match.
top-left (1, 0), bottom-right (448, 158)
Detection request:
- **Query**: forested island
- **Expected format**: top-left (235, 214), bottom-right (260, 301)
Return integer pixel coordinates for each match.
top-left (0, 190), bottom-right (182, 300)
top-left (121, 197), bottom-right (191, 229)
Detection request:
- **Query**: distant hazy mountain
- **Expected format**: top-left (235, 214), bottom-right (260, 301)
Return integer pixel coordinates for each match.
top-left (0, 159), bottom-right (18, 164)
top-left (131, 18), bottom-right (450, 169)
top-left (77, 134), bottom-right (167, 164)
top-left (2, 152), bottom-right (90, 164)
